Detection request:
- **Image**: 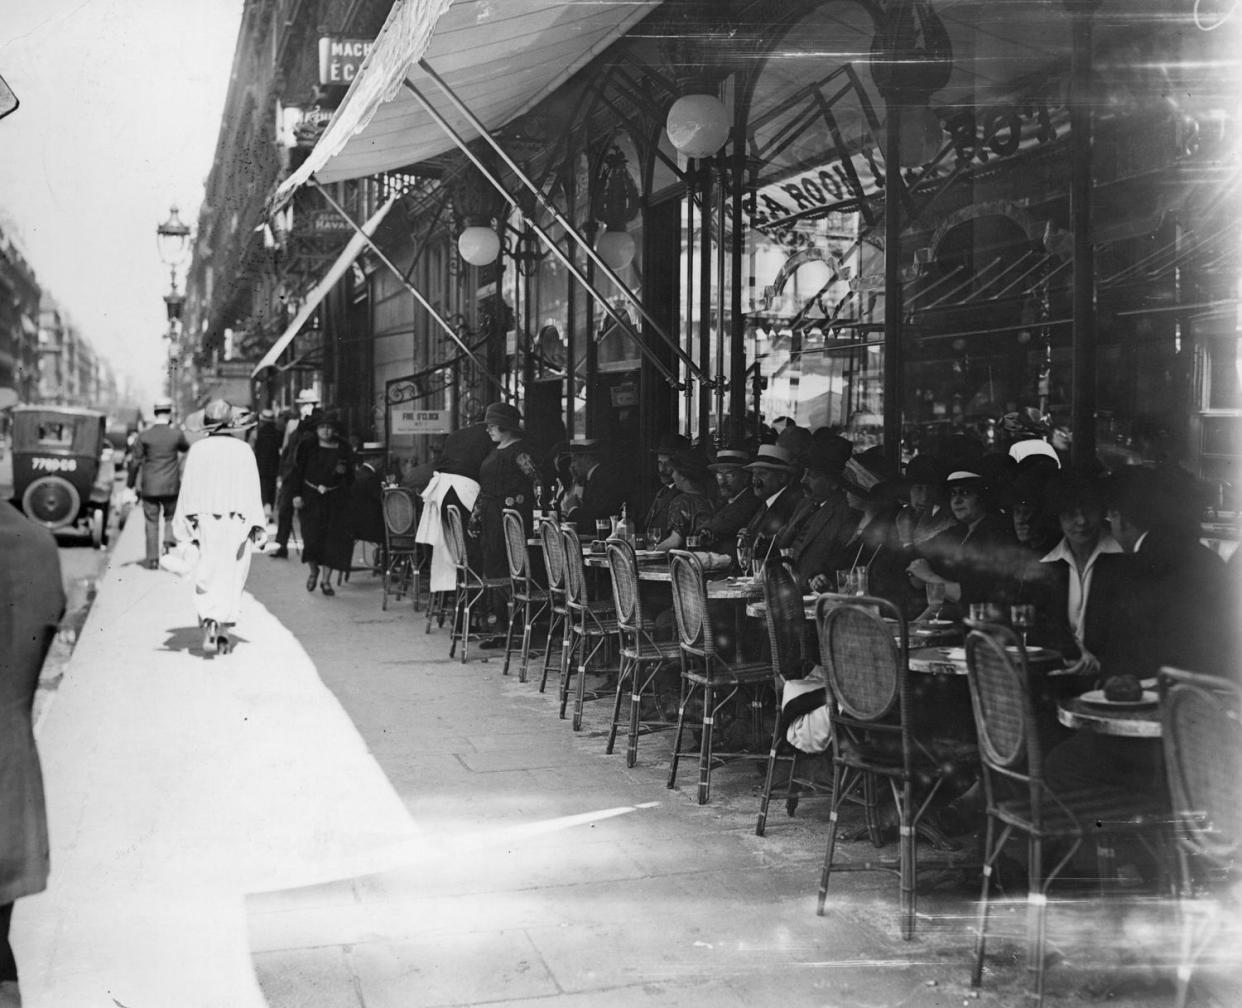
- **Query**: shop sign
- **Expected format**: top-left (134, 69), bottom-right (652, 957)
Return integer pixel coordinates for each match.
top-left (310, 210), bottom-right (352, 233)
top-left (751, 99), bottom-right (1069, 233)
top-left (318, 36), bottom-right (373, 86)
top-left (609, 382), bottom-right (637, 407)
top-left (391, 408), bottom-right (451, 435)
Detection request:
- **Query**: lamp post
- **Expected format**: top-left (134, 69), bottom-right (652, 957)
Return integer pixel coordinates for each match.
top-left (156, 205), bottom-right (192, 402)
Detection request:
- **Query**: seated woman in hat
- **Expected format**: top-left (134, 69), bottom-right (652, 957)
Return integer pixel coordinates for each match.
top-left (653, 450), bottom-right (718, 551)
top-left (905, 469), bottom-right (1014, 616)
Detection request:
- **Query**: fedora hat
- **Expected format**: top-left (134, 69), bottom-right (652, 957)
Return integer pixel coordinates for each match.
top-left (295, 389), bottom-right (320, 406)
top-left (803, 441), bottom-right (851, 476)
top-left (567, 437), bottom-right (603, 454)
top-left (903, 454), bottom-right (945, 486)
top-left (651, 433), bottom-right (691, 457)
top-left (708, 448), bottom-right (752, 471)
top-left (744, 444), bottom-right (795, 471)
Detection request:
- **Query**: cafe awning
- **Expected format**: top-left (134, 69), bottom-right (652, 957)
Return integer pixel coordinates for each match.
top-left (251, 196), bottom-right (396, 377)
top-left (274, 0), bottom-right (655, 201)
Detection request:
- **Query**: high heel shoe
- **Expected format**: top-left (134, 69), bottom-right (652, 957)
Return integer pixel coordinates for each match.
top-left (202, 619), bottom-right (219, 654)
top-left (306, 571), bottom-right (318, 592)
top-left (320, 580), bottom-right (335, 596)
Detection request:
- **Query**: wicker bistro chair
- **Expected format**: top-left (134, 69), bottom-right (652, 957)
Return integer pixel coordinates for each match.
top-left (442, 504), bottom-right (507, 663)
top-left (559, 524), bottom-right (620, 731)
top-left (755, 557), bottom-right (832, 836)
top-left (1159, 666), bottom-right (1242, 1008)
top-left (536, 515), bottom-right (569, 693)
top-left (666, 549), bottom-right (771, 805)
top-left (964, 625), bottom-right (1168, 1006)
top-left (816, 594), bottom-right (972, 939)
top-left (604, 537), bottom-right (681, 766)
top-left (500, 509), bottom-right (550, 682)
top-left (380, 486), bottom-right (422, 611)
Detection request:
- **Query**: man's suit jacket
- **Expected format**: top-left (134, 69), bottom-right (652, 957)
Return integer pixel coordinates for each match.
top-left (744, 485), bottom-right (804, 561)
top-left (701, 490), bottom-right (761, 558)
top-left (779, 496), bottom-right (859, 590)
top-left (642, 482), bottom-right (680, 539)
top-left (128, 423), bottom-right (188, 498)
top-left (1027, 550), bottom-right (1131, 661)
top-left (566, 466), bottom-right (627, 528)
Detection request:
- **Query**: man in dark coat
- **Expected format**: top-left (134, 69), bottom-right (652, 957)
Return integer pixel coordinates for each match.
top-left (272, 391), bottom-right (321, 558)
top-left (558, 438), bottom-right (627, 530)
top-left (780, 440), bottom-right (860, 592)
top-left (740, 444), bottom-right (804, 565)
top-left (127, 397), bottom-right (189, 569)
top-left (252, 408), bottom-right (283, 519)
top-left (349, 446), bottom-right (388, 549)
top-left (0, 501), bottom-right (64, 999)
top-left (698, 447), bottom-right (760, 563)
top-left (641, 433), bottom-right (690, 541)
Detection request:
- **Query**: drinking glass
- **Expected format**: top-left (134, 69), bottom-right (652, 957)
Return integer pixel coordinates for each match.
top-left (736, 535), bottom-right (753, 577)
top-left (1010, 603), bottom-right (1036, 648)
top-left (686, 534), bottom-right (701, 549)
top-left (836, 569), bottom-right (855, 594)
top-left (852, 567), bottom-right (869, 596)
top-left (968, 602), bottom-right (990, 624)
top-left (925, 582), bottom-right (947, 620)
top-left (595, 519), bottom-right (612, 541)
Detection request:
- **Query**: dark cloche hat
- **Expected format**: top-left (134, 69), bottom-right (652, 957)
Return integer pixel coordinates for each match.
top-left (652, 433), bottom-right (691, 457)
top-left (483, 401), bottom-right (523, 431)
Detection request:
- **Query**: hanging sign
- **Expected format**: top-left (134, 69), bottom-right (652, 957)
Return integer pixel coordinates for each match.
top-left (318, 36), bottom-right (374, 86)
top-left (391, 408), bottom-right (451, 435)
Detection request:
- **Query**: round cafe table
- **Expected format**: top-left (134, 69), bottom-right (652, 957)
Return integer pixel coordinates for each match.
top-left (908, 644), bottom-right (1064, 676)
top-left (1057, 696), bottom-right (1162, 738)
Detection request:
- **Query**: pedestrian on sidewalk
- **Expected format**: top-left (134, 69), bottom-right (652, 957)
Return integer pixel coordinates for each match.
top-left (172, 399), bottom-right (268, 654)
top-left (291, 410), bottom-right (354, 596)
top-left (127, 396), bottom-right (189, 569)
top-left (0, 500), bottom-right (65, 1004)
top-left (271, 389), bottom-right (320, 558)
top-left (415, 420), bottom-right (491, 596)
top-left (252, 408), bottom-right (282, 520)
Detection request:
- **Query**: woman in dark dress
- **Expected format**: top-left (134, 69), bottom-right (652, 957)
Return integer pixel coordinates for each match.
top-left (470, 401), bottom-right (541, 579)
top-left (291, 411), bottom-right (355, 595)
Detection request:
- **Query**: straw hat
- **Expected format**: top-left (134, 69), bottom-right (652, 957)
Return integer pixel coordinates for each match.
top-left (744, 444), bottom-right (795, 471)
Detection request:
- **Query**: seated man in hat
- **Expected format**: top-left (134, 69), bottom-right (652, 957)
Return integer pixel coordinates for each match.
top-left (739, 444), bottom-right (804, 566)
top-left (558, 438), bottom-right (626, 530)
top-left (778, 441), bottom-right (859, 593)
top-left (641, 433), bottom-right (690, 542)
top-left (695, 447), bottom-right (760, 565)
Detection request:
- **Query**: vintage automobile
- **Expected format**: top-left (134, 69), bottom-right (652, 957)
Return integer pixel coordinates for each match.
top-left (9, 405), bottom-right (114, 546)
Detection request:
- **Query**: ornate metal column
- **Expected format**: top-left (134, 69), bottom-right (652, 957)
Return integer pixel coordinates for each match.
top-left (869, 1), bottom-right (952, 464)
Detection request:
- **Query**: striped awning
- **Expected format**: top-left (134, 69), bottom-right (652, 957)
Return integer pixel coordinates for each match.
top-left (273, 0), bottom-right (656, 202)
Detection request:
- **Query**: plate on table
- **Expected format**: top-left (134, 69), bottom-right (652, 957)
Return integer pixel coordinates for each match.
top-left (923, 619), bottom-right (954, 627)
top-left (1005, 645), bottom-right (1054, 658)
top-left (1078, 689), bottom-right (1159, 709)
top-left (939, 646), bottom-right (967, 661)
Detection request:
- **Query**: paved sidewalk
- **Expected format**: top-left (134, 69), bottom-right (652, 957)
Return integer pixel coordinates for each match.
top-left (15, 512), bottom-right (1227, 1007)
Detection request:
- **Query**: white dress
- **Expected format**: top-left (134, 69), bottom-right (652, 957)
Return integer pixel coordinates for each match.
top-left (172, 432), bottom-right (267, 624)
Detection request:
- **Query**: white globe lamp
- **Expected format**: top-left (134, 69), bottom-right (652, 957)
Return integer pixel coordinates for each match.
top-left (457, 225), bottom-right (500, 266)
top-left (665, 93), bottom-right (730, 159)
top-left (595, 227), bottom-right (636, 271)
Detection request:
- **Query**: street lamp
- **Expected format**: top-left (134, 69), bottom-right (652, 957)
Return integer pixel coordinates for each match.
top-left (156, 204), bottom-right (192, 402)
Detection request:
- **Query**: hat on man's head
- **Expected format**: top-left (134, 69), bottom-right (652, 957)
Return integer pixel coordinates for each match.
top-left (708, 447), bottom-right (752, 472)
top-left (803, 441), bottom-right (851, 476)
top-left (777, 424), bottom-right (814, 463)
top-left (483, 401), bottom-right (523, 431)
top-left (152, 396), bottom-right (173, 414)
top-left (903, 454), bottom-right (945, 486)
top-left (259, 408), bottom-right (275, 421)
top-left (296, 389), bottom-right (320, 406)
top-left (744, 444), bottom-right (796, 471)
top-left (567, 437), bottom-right (603, 455)
top-left (651, 432), bottom-right (691, 457)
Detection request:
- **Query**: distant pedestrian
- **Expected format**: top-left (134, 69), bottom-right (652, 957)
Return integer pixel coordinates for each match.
top-left (349, 445), bottom-right (387, 563)
top-left (271, 389), bottom-right (320, 558)
top-left (127, 396), bottom-right (189, 569)
top-left (172, 399), bottom-right (267, 655)
top-left (291, 410), bottom-right (354, 596)
top-left (0, 500), bottom-right (65, 1002)
top-left (252, 408), bottom-right (282, 519)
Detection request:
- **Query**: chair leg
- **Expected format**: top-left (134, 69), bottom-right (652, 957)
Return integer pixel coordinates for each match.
top-left (606, 654), bottom-right (629, 754)
top-left (898, 779), bottom-right (916, 940)
top-left (626, 671), bottom-right (643, 768)
top-left (1025, 834), bottom-right (1045, 1008)
top-left (501, 599), bottom-right (519, 676)
top-left (539, 610), bottom-right (562, 693)
top-left (558, 625), bottom-right (578, 720)
top-left (667, 672), bottom-right (692, 790)
top-left (817, 759), bottom-right (849, 916)
top-left (518, 605), bottom-right (534, 684)
top-left (785, 751), bottom-right (804, 819)
top-left (573, 634), bottom-right (606, 732)
top-left (755, 717), bottom-right (784, 836)
top-left (697, 679), bottom-right (716, 805)
top-left (971, 817), bottom-right (1005, 988)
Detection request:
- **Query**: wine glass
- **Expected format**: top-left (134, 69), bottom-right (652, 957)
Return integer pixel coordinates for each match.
top-left (925, 582), bottom-right (946, 621)
top-left (1010, 603), bottom-right (1036, 648)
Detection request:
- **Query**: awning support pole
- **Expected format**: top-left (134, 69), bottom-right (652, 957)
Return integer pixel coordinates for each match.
top-left (412, 60), bottom-right (706, 383)
top-left (401, 74), bottom-right (684, 389)
top-left (882, 98), bottom-right (904, 466)
top-left (311, 181), bottom-right (509, 399)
